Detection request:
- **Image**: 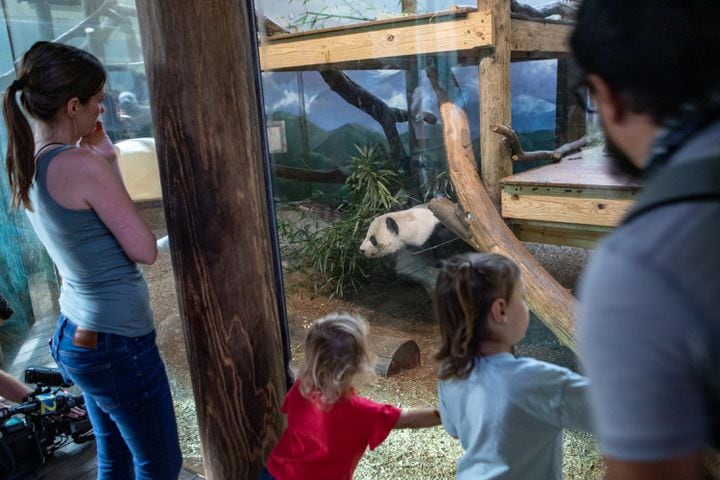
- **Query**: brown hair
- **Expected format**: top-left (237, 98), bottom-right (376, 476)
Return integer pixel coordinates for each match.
top-left (296, 312), bottom-right (374, 406)
top-left (3, 41), bottom-right (106, 210)
top-left (434, 252), bottom-right (520, 380)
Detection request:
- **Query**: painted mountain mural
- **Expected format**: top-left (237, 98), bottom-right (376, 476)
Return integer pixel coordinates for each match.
top-left (262, 59), bottom-right (560, 200)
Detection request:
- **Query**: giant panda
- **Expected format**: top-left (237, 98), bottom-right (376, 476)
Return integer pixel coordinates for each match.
top-left (359, 206), bottom-right (461, 259)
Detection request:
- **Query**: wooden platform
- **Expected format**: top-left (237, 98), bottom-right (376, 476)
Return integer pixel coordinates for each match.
top-left (501, 146), bottom-right (641, 248)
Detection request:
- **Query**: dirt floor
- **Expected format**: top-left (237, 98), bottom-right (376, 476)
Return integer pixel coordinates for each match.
top-left (139, 205), bottom-right (604, 478)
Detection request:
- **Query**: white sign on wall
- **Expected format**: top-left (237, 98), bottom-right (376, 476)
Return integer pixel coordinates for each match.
top-left (267, 121), bottom-right (287, 154)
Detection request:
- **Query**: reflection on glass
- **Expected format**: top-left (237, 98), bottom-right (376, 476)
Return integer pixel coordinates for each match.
top-left (0, 0), bottom-right (201, 473)
top-left (0, 0), bottom-right (598, 476)
top-left (259, 1), bottom-right (595, 479)
top-left (1, 0), bottom-right (151, 143)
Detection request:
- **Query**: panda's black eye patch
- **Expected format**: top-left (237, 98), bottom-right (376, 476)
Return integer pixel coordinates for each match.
top-left (370, 236), bottom-right (377, 246)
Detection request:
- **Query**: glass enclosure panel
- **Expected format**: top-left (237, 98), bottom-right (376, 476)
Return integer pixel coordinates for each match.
top-left (0, 0), bottom-right (200, 473)
top-left (0, 0), bottom-right (600, 477)
top-left (260, 0), bottom-right (567, 32)
top-left (258, 1), bottom-right (599, 479)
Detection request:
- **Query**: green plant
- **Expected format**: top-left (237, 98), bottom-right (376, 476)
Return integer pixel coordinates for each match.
top-left (278, 144), bottom-right (405, 297)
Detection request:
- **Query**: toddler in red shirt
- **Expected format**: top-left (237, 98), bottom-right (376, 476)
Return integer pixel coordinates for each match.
top-left (262, 312), bottom-right (440, 480)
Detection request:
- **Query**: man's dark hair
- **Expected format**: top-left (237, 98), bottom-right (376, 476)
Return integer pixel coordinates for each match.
top-left (571, 0), bottom-right (720, 123)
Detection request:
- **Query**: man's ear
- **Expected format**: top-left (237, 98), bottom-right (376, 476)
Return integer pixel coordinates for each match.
top-left (489, 297), bottom-right (508, 325)
top-left (586, 74), bottom-right (625, 124)
top-left (66, 97), bottom-right (80, 119)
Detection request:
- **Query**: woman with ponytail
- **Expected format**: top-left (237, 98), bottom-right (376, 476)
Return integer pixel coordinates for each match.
top-left (3, 41), bottom-right (181, 479)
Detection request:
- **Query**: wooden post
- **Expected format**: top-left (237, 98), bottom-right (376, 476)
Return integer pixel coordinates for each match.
top-left (555, 58), bottom-right (586, 147)
top-left (135, 1), bottom-right (287, 478)
top-left (81, 0), bottom-right (105, 58)
top-left (402, 0), bottom-right (425, 191)
top-left (478, 0), bottom-right (512, 209)
top-left (402, 0), bottom-right (417, 12)
top-left (35, 1), bottom-right (54, 40)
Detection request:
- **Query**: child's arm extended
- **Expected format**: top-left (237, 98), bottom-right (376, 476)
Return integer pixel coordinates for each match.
top-left (394, 408), bottom-right (441, 429)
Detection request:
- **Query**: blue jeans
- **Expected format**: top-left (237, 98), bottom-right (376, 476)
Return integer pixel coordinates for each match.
top-left (51, 315), bottom-right (182, 480)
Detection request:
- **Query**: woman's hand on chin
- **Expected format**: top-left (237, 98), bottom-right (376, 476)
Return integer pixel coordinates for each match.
top-left (80, 121), bottom-right (116, 162)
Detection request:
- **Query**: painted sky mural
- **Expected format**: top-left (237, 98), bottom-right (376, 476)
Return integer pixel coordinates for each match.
top-left (262, 60), bottom-right (558, 138)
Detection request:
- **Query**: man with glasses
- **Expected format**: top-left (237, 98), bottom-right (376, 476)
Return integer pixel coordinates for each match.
top-left (572, 1), bottom-right (720, 479)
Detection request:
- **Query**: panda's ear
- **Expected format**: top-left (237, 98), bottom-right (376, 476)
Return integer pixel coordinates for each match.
top-left (386, 217), bottom-right (399, 235)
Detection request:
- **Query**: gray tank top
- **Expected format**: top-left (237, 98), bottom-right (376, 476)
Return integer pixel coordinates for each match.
top-left (26, 145), bottom-right (154, 336)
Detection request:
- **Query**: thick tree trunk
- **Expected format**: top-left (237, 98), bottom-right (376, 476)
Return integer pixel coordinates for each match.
top-left (428, 68), bottom-right (578, 352)
top-left (135, 1), bottom-right (287, 478)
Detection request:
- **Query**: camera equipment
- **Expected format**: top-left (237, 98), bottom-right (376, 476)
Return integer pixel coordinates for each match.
top-left (23, 367), bottom-right (73, 388)
top-left (0, 367), bottom-right (94, 480)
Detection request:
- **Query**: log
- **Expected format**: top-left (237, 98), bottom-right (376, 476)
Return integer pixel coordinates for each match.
top-left (272, 164), bottom-right (349, 183)
top-left (556, 137), bottom-right (588, 158)
top-left (290, 325), bottom-right (420, 378)
top-left (427, 68), bottom-right (578, 352)
top-left (428, 197), bottom-right (472, 242)
top-left (491, 123), bottom-right (587, 162)
top-left (369, 334), bottom-right (421, 378)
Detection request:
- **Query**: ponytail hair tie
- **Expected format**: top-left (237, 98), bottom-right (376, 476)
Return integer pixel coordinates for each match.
top-left (11, 78), bottom-right (25, 90)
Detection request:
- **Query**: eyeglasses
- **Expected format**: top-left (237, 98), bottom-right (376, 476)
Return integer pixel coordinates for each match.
top-left (573, 81), bottom-right (598, 114)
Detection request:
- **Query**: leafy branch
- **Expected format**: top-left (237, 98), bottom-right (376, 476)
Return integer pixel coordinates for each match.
top-left (278, 144), bottom-right (405, 298)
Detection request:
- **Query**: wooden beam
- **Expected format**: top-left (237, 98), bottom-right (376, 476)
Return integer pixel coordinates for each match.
top-left (263, 7), bottom-right (476, 41)
top-left (260, 11), bottom-right (492, 71)
top-left (259, 14), bottom-right (573, 71)
top-left (502, 187), bottom-right (635, 227)
top-left (510, 18), bottom-right (572, 55)
top-left (135, 1), bottom-right (286, 478)
top-left (479, 0), bottom-right (513, 209)
top-left (508, 220), bottom-right (611, 249)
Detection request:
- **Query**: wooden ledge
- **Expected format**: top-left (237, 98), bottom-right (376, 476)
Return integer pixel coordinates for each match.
top-left (260, 11), bottom-right (576, 71)
top-left (260, 10), bottom-right (492, 71)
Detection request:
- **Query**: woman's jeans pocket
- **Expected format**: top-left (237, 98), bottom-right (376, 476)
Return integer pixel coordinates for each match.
top-left (50, 315), bottom-right (181, 480)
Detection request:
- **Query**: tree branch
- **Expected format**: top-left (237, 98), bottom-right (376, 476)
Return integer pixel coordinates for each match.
top-left (428, 197), bottom-right (472, 241)
top-left (491, 123), bottom-right (586, 162)
top-left (319, 69), bottom-right (436, 173)
top-left (272, 164), bottom-right (349, 183)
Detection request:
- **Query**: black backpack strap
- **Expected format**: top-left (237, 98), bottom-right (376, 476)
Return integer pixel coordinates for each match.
top-left (623, 155), bottom-right (720, 225)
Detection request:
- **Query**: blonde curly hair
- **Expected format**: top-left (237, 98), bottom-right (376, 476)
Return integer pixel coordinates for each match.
top-left (296, 312), bottom-right (374, 406)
